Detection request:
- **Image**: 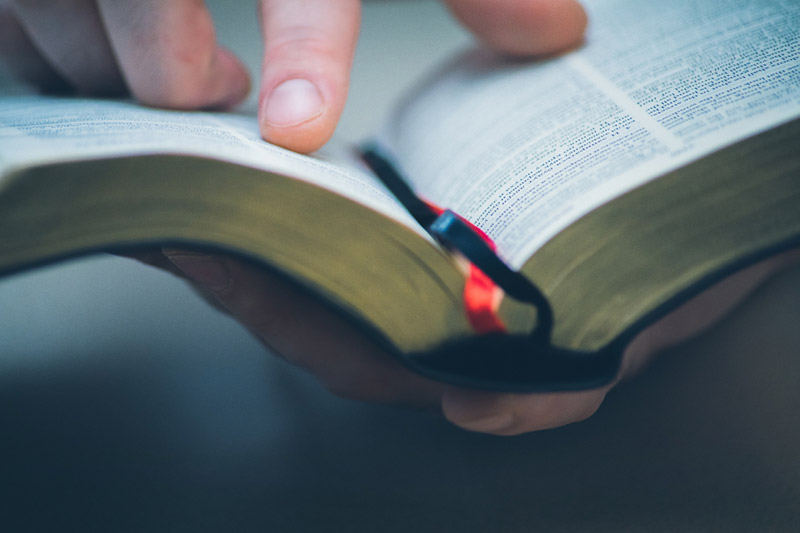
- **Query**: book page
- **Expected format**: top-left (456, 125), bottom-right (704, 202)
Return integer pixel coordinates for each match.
top-left (379, 0), bottom-right (800, 268)
top-left (0, 95), bottom-right (422, 232)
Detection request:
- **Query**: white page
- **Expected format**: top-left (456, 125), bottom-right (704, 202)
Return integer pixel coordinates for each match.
top-left (0, 95), bottom-right (422, 232)
top-left (379, 0), bottom-right (800, 268)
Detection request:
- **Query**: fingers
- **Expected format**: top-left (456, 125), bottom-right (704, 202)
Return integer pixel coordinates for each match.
top-left (444, 249), bottom-right (800, 436)
top-left (96, 0), bottom-right (250, 110)
top-left (618, 249), bottom-right (800, 378)
top-left (7, 0), bottom-right (582, 152)
top-left (158, 248), bottom-right (613, 434)
top-left (257, 0), bottom-right (361, 153)
top-left (7, 0), bottom-right (249, 109)
top-left (442, 385), bottom-right (610, 435)
top-left (6, 0), bottom-right (124, 94)
top-left (144, 246), bottom-right (617, 434)
top-left (443, 0), bottom-right (588, 56)
top-left (162, 249), bottom-right (443, 407)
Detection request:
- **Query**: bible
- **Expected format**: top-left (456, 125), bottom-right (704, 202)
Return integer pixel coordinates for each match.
top-left (1, 0), bottom-right (798, 391)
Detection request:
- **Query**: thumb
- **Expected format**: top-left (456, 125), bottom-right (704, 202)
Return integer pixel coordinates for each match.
top-left (257, 0), bottom-right (361, 154)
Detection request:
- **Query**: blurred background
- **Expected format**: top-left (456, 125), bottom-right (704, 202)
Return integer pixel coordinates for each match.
top-left (1, 1), bottom-right (799, 530)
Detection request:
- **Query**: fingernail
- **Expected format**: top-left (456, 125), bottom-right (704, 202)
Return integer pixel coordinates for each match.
top-left (263, 78), bottom-right (324, 127)
top-left (165, 253), bottom-right (230, 294)
top-left (457, 412), bottom-right (515, 434)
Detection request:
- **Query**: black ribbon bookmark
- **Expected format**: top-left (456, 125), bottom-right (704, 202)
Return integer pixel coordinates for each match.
top-left (428, 210), bottom-right (554, 345)
top-left (359, 144), bottom-right (622, 392)
top-left (359, 145), bottom-right (439, 228)
top-left (361, 144), bottom-right (553, 343)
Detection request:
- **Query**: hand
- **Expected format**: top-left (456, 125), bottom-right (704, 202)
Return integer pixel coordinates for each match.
top-left (0, 0), bottom-right (587, 153)
top-left (130, 248), bottom-right (799, 435)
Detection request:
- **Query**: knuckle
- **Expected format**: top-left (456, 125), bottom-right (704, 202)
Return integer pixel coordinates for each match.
top-left (129, 16), bottom-right (220, 108)
top-left (239, 301), bottom-right (285, 338)
top-left (264, 26), bottom-right (341, 67)
top-left (323, 366), bottom-right (391, 403)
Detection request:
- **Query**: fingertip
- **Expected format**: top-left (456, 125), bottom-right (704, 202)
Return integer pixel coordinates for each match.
top-left (442, 388), bottom-right (520, 435)
top-left (445, 0), bottom-right (588, 57)
top-left (150, 46), bottom-right (250, 110)
top-left (97, 2), bottom-right (251, 111)
top-left (442, 386), bottom-right (608, 435)
top-left (256, 0), bottom-right (359, 153)
top-left (162, 249), bottom-right (232, 295)
top-left (259, 77), bottom-right (336, 153)
top-left (213, 47), bottom-right (252, 110)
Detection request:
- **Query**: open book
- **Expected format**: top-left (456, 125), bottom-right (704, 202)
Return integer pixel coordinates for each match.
top-left (1, 0), bottom-right (798, 391)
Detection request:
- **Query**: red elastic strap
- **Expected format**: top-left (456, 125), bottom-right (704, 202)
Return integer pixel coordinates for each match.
top-left (424, 202), bottom-right (507, 334)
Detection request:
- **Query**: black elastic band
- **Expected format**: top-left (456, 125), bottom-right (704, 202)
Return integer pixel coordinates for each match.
top-left (360, 144), bottom-right (554, 345)
top-left (429, 210), bottom-right (553, 344)
top-left (360, 146), bottom-right (439, 228)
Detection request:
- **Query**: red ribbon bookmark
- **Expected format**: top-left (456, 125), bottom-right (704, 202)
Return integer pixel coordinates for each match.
top-left (424, 202), bottom-right (507, 334)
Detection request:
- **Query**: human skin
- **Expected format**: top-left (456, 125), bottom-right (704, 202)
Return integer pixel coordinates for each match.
top-left (1, 0), bottom-right (587, 152)
top-left (9, 0), bottom-right (775, 435)
top-left (129, 247), bottom-right (799, 436)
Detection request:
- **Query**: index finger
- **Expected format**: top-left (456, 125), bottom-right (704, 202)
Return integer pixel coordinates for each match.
top-left (257, 0), bottom-right (361, 153)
